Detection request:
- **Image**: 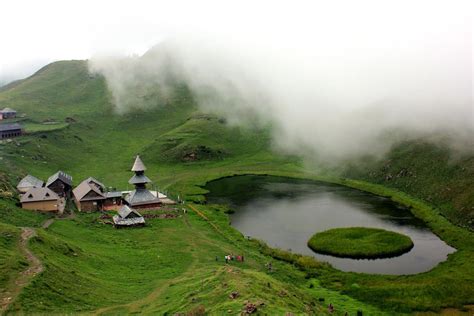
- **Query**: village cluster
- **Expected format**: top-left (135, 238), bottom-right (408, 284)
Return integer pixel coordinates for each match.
top-left (0, 107), bottom-right (23, 139)
top-left (17, 155), bottom-right (175, 227)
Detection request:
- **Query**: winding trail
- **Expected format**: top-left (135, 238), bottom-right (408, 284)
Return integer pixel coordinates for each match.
top-left (0, 227), bottom-right (43, 314)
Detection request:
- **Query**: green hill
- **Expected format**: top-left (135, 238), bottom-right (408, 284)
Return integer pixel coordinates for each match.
top-left (0, 60), bottom-right (473, 315)
top-left (344, 141), bottom-right (474, 229)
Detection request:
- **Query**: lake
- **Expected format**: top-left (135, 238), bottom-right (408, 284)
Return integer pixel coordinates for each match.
top-left (204, 175), bottom-right (456, 275)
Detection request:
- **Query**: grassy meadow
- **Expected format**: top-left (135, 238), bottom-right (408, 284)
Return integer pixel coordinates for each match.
top-left (307, 227), bottom-right (414, 259)
top-left (0, 60), bottom-right (473, 314)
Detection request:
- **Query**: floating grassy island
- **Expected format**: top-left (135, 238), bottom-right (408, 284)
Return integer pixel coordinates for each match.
top-left (308, 227), bottom-right (414, 259)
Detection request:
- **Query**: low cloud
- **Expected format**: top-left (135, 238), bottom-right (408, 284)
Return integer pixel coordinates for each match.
top-left (89, 3), bottom-right (473, 164)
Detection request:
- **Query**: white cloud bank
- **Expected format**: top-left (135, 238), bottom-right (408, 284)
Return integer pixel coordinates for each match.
top-left (84, 1), bottom-right (473, 162)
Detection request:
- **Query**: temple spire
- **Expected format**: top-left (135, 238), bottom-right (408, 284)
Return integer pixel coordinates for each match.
top-left (129, 155), bottom-right (151, 190)
top-left (131, 155), bottom-right (147, 172)
top-left (125, 155), bottom-right (161, 208)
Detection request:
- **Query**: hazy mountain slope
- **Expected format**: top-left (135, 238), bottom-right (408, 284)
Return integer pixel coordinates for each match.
top-left (0, 60), bottom-right (279, 189)
top-left (0, 61), bottom-right (109, 121)
top-left (344, 141), bottom-right (474, 229)
top-left (0, 60), bottom-right (472, 227)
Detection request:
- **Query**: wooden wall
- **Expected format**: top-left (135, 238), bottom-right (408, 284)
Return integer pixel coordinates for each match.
top-left (22, 200), bottom-right (58, 212)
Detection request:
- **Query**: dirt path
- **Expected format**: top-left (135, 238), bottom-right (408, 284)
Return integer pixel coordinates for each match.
top-left (42, 208), bottom-right (75, 230)
top-left (41, 218), bottom-right (55, 229)
top-left (0, 228), bottom-right (43, 314)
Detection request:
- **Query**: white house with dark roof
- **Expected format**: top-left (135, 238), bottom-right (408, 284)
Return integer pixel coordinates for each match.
top-left (0, 107), bottom-right (17, 120)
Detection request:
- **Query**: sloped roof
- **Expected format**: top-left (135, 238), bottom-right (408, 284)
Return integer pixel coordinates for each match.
top-left (84, 177), bottom-right (105, 190)
top-left (117, 205), bottom-right (143, 219)
top-left (1, 108), bottom-right (16, 113)
top-left (17, 175), bottom-right (44, 190)
top-left (128, 174), bottom-right (151, 185)
top-left (0, 123), bottom-right (22, 132)
top-left (73, 181), bottom-right (105, 201)
top-left (131, 155), bottom-right (147, 172)
top-left (105, 191), bottom-right (123, 198)
top-left (113, 215), bottom-right (145, 226)
top-left (125, 189), bottom-right (160, 206)
top-left (20, 187), bottom-right (59, 203)
top-left (46, 171), bottom-right (73, 187)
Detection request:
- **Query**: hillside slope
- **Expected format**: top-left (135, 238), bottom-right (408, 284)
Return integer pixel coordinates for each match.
top-left (0, 60), bottom-right (473, 314)
top-left (343, 141), bottom-right (474, 229)
top-left (1, 60), bottom-right (472, 225)
top-left (0, 60), bottom-right (282, 189)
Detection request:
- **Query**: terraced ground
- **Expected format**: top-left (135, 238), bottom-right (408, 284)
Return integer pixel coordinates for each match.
top-left (0, 60), bottom-right (473, 315)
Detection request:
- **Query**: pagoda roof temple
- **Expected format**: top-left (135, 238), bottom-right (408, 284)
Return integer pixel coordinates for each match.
top-left (124, 155), bottom-right (161, 209)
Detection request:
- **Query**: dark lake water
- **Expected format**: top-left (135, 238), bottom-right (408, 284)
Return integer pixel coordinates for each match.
top-left (204, 175), bottom-right (456, 275)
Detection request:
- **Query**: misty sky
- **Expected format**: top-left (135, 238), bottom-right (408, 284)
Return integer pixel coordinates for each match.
top-left (1, 0), bottom-right (473, 162)
top-left (1, 1), bottom-right (472, 82)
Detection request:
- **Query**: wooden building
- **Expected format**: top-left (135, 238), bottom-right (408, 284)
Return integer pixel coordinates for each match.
top-left (73, 177), bottom-right (124, 212)
top-left (113, 205), bottom-right (145, 228)
top-left (0, 123), bottom-right (22, 139)
top-left (17, 175), bottom-right (44, 193)
top-left (82, 177), bottom-right (106, 191)
top-left (124, 155), bottom-right (161, 209)
top-left (103, 191), bottom-right (124, 210)
top-left (73, 179), bottom-right (106, 212)
top-left (0, 108), bottom-right (17, 120)
top-left (46, 171), bottom-right (73, 198)
top-left (20, 187), bottom-right (60, 212)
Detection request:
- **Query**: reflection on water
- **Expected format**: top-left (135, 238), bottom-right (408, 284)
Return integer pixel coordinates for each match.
top-left (205, 175), bottom-right (456, 275)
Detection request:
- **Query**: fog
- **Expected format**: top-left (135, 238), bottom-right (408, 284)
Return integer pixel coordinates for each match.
top-left (89, 1), bottom-right (473, 163)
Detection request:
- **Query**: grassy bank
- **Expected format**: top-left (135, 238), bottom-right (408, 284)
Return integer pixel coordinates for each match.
top-left (307, 227), bottom-right (414, 259)
top-left (342, 141), bottom-right (474, 229)
top-left (4, 162), bottom-right (472, 313)
top-left (0, 223), bottom-right (25, 300)
top-left (4, 204), bottom-right (384, 315)
top-left (173, 169), bottom-right (474, 313)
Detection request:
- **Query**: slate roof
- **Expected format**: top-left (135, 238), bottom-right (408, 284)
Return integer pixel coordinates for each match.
top-left (131, 155), bottom-right (147, 172)
top-left (128, 174), bottom-right (152, 185)
top-left (113, 205), bottom-right (145, 226)
top-left (117, 205), bottom-right (141, 219)
top-left (73, 181), bottom-right (105, 201)
top-left (46, 171), bottom-right (73, 187)
top-left (84, 177), bottom-right (105, 190)
top-left (125, 189), bottom-right (161, 206)
top-left (105, 191), bottom-right (123, 198)
top-left (0, 123), bottom-right (22, 132)
top-left (20, 187), bottom-right (59, 203)
top-left (17, 175), bottom-right (44, 191)
top-left (113, 215), bottom-right (145, 226)
top-left (1, 108), bottom-right (16, 113)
